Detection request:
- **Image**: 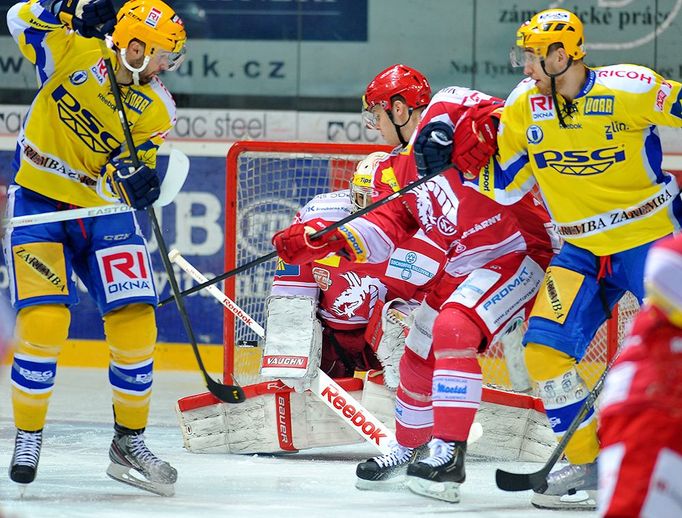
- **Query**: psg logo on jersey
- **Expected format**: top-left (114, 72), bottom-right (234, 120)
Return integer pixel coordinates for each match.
top-left (69, 70), bottom-right (88, 86)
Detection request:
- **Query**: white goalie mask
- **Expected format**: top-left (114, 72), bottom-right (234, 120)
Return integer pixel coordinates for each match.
top-left (350, 152), bottom-right (388, 212)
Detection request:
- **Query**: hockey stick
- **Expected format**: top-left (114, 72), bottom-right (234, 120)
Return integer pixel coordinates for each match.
top-left (169, 249), bottom-right (484, 453)
top-left (158, 164), bottom-right (452, 306)
top-left (495, 352), bottom-right (619, 492)
top-left (5, 149), bottom-right (189, 229)
top-left (97, 40), bottom-right (244, 404)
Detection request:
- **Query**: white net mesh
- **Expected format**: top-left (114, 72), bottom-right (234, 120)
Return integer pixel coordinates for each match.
top-left (224, 142), bottom-right (640, 389)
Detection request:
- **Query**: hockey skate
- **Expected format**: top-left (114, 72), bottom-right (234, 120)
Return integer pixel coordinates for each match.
top-left (531, 461), bottom-right (598, 510)
top-left (355, 442), bottom-right (428, 490)
top-left (9, 428), bottom-right (43, 485)
top-left (107, 428), bottom-right (177, 497)
top-left (405, 438), bottom-right (466, 503)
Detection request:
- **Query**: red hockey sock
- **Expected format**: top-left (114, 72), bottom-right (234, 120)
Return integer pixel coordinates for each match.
top-left (431, 356), bottom-right (482, 442)
top-left (395, 385), bottom-right (432, 448)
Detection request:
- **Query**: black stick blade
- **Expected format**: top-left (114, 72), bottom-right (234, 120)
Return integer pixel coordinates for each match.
top-left (205, 377), bottom-right (246, 403)
top-left (495, 467), bottom-right (550, 492)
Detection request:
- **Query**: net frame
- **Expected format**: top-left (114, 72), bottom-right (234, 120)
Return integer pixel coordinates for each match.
top-left (223, 141), bottom-right (640, 389)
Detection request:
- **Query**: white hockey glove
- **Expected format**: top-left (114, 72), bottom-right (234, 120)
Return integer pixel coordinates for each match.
top-left (404, 299), bottom-right (439, 359)
top-left (375, 299), bottom-right (416, 389)
top-left (261, 295), bottom-right (322, 393)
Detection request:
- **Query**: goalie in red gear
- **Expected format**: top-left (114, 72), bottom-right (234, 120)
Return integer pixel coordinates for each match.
top-left (273, 65), bottom-right (558, 503)
top-left (598, 234), bottom-right (682, 518)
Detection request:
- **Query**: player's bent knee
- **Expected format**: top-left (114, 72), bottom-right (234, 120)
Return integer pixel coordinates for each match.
top-left (524, 341), bottom-right (575, 381)
top-left (16, 304), bottom-right (70, 352)
top-left (104, 303), bottom-right (157, 362)
top-left (432, 307), bottom-right (482, 358)
top-left (399, 347), bottom-right (433, 395)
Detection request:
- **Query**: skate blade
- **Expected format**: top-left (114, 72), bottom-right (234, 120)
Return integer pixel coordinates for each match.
top-left (355, 475), bottom-right (406, 491)
top-left (531, 490), bottom-right (597, 511)
top-left (106, 462), bottom-right (175, 497)
top-left (405, 476), bottom-right (461, 503)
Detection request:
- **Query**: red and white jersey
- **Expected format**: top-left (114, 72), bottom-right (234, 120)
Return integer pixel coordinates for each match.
top-left (341, 87), bottom-right (554, 278)
top-left (272, 190), bottom-right (446, 330)
top-left (600, 235), bottom-right (682, 416)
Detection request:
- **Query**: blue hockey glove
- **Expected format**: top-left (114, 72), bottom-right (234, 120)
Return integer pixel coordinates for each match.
top-left (413, 122), bottom-right (454, 177)
top-left (54, 0), bottom-right (116, 39)
top-left (103, 158), bottom-right (161, 210)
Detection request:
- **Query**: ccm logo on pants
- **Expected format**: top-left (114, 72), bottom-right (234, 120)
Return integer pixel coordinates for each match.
top-left (96, 245), bottom-right (154, 302)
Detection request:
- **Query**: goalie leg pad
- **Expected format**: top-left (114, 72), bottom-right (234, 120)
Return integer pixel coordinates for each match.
top-left (177, 380), bottom-right (366, 454)
top-left (262, 295), bottom-right (322, 389)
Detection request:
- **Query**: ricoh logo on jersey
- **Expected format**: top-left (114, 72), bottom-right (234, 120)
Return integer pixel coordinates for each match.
top-left (96, 245), bottom-right (155, 303)
top-left (51, 85), bottom-right (120, 154)
top-left (533, 145), bottom-right (625, 175)
top-left (529, 95), bottom-right (555, 121)
top-left (90, 58), bottom-right (108, 85)
top-left (584, 95), bottom-right (615, 115)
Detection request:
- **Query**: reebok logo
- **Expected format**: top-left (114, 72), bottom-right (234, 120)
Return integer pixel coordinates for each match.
top-left (321, 385), bottom-right (387, 445)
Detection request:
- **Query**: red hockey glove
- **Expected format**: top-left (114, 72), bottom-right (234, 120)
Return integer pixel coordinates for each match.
top-left (452, 100), bottom-right (503, 178)
top-left (272, 218), bottom-right (354, 264)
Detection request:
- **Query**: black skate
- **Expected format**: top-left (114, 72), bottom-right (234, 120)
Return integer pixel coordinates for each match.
top-left (405, 438), bottom-right (466, 503)
top-left (355, 442), bottom-right (428, 490)
top-left (531, 461), bottom-right (598, 510)
top-left (9, 428), bottom-right (43, 485)
top-left (107, 427), bottom-right (177, 497)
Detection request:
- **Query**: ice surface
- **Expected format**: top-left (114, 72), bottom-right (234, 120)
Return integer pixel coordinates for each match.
top-left (0, 366), bottom-right (597, 517)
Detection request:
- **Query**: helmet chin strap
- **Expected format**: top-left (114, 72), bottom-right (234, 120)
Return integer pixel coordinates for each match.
top-left (541, 57), bottom-right (573, 129)
top-left (120, 48), bottom-right (151, 86)
top-left (388, 108), bottom-right (414, 147)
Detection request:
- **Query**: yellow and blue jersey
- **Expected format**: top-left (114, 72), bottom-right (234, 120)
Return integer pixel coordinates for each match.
top-left (7, 0), bottom-right (176, 207)
top-left (472, 64), bottom-right (682, 256)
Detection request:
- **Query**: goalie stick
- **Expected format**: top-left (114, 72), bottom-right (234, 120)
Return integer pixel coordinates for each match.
top-left (158, 163), bottom-right (454, 306)
top-left (169, 249), bottom-right (484, 454)
top-left (5, 149), bottom-right (189, 229)
top-left (495, 351), bottom-right (620, 492)
top-left (97, 40), bottom-right (244, 404)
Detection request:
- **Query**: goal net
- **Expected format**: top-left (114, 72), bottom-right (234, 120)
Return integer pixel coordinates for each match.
top-left (223, 141), bottom-right (640, 392)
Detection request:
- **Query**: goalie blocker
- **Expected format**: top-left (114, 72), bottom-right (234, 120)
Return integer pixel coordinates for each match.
top-left (177, 373), bottom-right (555, 461)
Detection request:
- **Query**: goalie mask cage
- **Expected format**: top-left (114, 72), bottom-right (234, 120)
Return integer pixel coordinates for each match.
top-left (223, 140), bottom-right (640, 392)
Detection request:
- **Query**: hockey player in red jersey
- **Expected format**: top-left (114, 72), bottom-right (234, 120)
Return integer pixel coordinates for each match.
top-left (273, 64), bottom-right (557, 502)
top-left (598, 234), bottom-right (682, 517)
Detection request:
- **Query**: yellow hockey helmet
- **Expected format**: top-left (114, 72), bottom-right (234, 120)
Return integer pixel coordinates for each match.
top-left (514, 9), bottom-right (585, 63)
top-left (112, 0), bottom-right (186, 69)
top-left (350, 152), bottom-right (388, 212)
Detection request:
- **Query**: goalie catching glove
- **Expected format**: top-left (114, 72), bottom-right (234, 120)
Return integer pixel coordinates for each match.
top-left (452, 99), bottom-right (503, 178)
top-left (272, 218), bottom-right (361, 264)
top-left (101, 158), bottom-right (161, 210)
top-left (48, 0), bottom-right (117, 39)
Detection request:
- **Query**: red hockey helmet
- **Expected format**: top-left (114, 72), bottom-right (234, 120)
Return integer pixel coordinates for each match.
top-left (362, 64), bottom-right (431, 128)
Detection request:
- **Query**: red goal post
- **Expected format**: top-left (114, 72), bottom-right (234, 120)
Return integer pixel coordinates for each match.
top-left (223, 140), bottom-right (639, 390)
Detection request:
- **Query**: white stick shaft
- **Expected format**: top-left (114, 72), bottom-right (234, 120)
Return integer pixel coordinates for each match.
top-left (169, 249), bottom-right (265, 336)
top-left (169, 249), bottom-right (395, 454)
top-left (5, 149), bottom-right (189, 229)
top-left (7, 203), bottom-right (134, 229)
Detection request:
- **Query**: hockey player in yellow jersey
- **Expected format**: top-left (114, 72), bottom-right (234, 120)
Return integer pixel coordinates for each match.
top-left (4, 0), bottom-right (185, 496)
top-left (462, 8), bottom-right (682, 511)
